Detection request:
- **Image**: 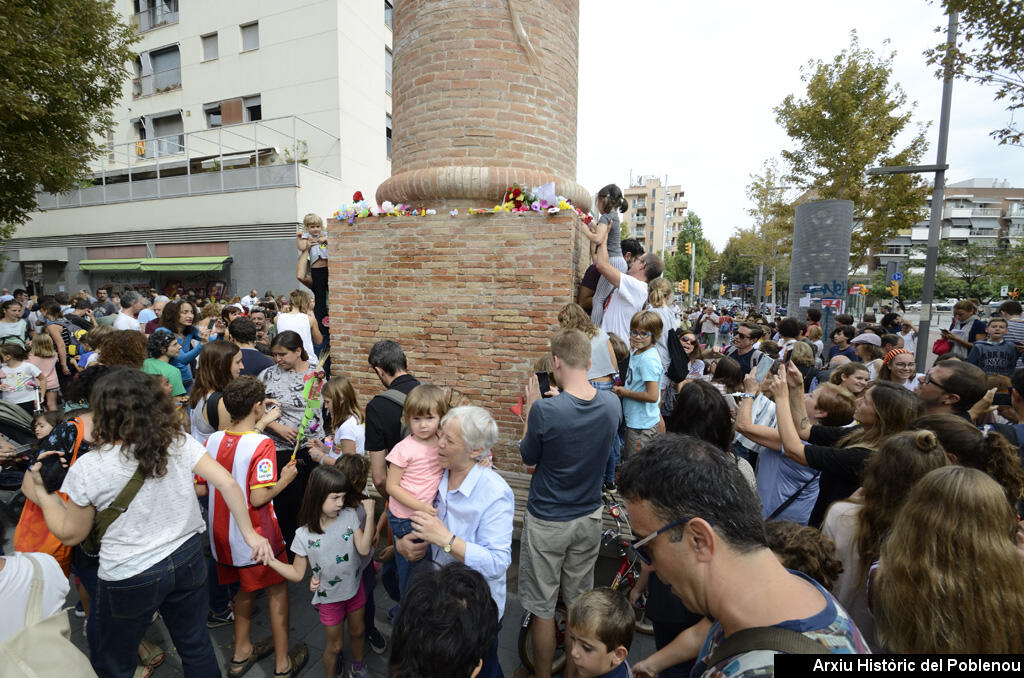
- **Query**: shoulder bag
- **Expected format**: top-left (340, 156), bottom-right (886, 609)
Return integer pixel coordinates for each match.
top-left (79, 467), bottom-right (145, 557)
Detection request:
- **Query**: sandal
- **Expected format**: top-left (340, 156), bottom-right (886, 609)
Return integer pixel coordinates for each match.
top-left (273, 643), bottom-right (309, 677)
top-left (138, 639), bottom-right (165, 670)
top-left (227, 636), bottom-right (275, 678)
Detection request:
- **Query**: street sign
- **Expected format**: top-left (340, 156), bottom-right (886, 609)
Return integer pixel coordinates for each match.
top-left (893, 272), bottom-right (902, 282)
top-left (1002, 285), bottom-right (1009, 297)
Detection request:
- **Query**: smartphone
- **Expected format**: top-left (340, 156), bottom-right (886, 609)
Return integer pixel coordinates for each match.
top-left (755, 357), bottom-right (775, 383)
top-left (536, 372), bottom-right (553, 398)
top-left (994, 391), bottom-right (1012, 407)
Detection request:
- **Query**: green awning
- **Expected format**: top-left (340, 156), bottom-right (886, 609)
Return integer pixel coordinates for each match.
top-left (79, 258), bottom-right (142, 271)
top-left (139, 256), bottom-right (232, 272)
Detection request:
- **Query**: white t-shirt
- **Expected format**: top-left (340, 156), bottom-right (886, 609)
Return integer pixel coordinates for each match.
top-left (332, 415), bottom-right (366, 456)
top-left (601, 274), bottom-right (649, 342)
top-left (241, 294), bottom-right (259, 310)
top-left (898, 330), bottom-right (916, 353)
top-left (0, 552), bottom-right (69, 645)
top-left (1, 361), bottom-right (42, 404)
top-left (113, 311), bottom-right (141, 332)
top-left (61, 435), bottom-right (207, 581)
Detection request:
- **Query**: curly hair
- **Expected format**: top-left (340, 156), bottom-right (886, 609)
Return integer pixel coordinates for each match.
top-left (874, 466), bottom-right (1024, 652)
top-left (90, 367), bottom-right (181, 479)
top-left (97, 330), bottom-right (146, 368)
top-left (557, 302), bottom-right (599, 339)
top-left (851, 430), bottom-right (948, 583)
top-left (763, 520), bottom-right (844, 591)
top-left (188, 340), bottom-right (240, 409)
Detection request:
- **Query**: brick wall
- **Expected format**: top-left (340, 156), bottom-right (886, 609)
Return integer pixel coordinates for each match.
top-left (327, 210), bottom-right (589, 468)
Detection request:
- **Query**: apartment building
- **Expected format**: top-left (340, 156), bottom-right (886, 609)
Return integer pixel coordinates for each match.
top-left (4, 0), bottom-right (394, 298)
top-left (876, 178), bottom-right (1024, 273)
top-left (622, 176), bottom-right (687, 256)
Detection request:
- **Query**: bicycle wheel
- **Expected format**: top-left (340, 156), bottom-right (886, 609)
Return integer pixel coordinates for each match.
top-left (518, 601), bottom-right (569, 675)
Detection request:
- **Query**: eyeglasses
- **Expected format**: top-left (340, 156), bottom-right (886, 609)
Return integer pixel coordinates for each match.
top-left (924, 373), bottom-right (953, 392)
top-left (630, 330), bottom-right (652, 338)
top-left (629, 517), bottom-right (711, 566)
top-left (680, 337), bottom-right (695, 344)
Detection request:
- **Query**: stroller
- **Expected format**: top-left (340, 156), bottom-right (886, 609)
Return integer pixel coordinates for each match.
top-left (0, 401), bottom-right (39, 525)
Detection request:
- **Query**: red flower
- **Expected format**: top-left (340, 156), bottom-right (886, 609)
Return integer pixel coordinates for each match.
top-left (353, 191), bottom-right (364, 202)
top-left (512, 187), bottom-right (522, 197)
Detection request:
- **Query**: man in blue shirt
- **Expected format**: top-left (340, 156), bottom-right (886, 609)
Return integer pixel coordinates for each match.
top-left (517, 328), bottom-right (621, 678)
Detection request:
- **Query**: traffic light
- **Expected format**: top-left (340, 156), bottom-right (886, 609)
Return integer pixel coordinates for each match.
top-left (675, 281), bottom-right (683, 292)
top-left (694, 282), bottom-right (700, 297)
top-left (684, 242), bottom-right (693, 255)
top-left (765, 280), bottom-right (773, 297)
top-left (719, 283), bottom-right (726, 297)
top-left (887, 281), bottom-right (900, 297)
top-left (680, 280), bottom-right (689, 293)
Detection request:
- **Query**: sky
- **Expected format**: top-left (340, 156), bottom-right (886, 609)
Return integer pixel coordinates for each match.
top-left (576, 0), bottom-right (1023, 250)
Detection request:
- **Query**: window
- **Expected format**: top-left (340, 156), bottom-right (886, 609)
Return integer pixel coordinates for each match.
top-left (202, 32), bottom-right (218, 61)
top-left (244, 95), bottom-right (262, 122)
top-left (385, 48), bottom-right (393, 94)
top-left (107, 130), bottom-right (115, 161)
top-left (386, 113), bottom-right (392, 160)
top-left (385, 0), bottom-right (393, 29)
top-left (152, 113), bottom-right (184, 155)
top-left (204, 103), bottom-right (222, 128)
top-left (132, 0), bottom-right (178, 32)
top-left (241, 21), bottom-right (259, 52)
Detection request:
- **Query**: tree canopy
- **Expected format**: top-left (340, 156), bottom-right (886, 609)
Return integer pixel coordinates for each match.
top-left (663, 212), bottom-right (716, 286)
top-left (0, 0), bottom-right (136, 229)
top-left (774, 32), bottom-right (930, 272)
top-left (926, 0), bottom-right (1024, 146)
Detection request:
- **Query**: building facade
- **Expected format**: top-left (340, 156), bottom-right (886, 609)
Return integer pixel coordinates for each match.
top-left (3, 0), bottom-right (394, 298)
top-left (622, 176), bottom-right (687, 256)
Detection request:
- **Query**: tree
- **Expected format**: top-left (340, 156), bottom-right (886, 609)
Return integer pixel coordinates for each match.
top-left (745, 159), bottom-right (794, 283)
top-left (774, 32), bottom-right (930, 272)
top-left (0, 0), bottom-right (136, 229)
top-left (926, 1), bottom-right (1024, 146)
top-left (663, 212), bottom-right (716, 287)
top-left (918, 241), bottom-right (1001, 300)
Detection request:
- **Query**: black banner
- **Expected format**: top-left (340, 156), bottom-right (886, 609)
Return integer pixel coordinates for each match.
top-left (775, 655), bottom-right (1024, 677)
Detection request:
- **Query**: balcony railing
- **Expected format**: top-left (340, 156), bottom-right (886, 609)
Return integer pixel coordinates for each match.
top-left (131, 0), bottom-right (179, 32)
top-left (35, 116), bottom-right (341, 210)
top-left (132, 67), bottom-right (182, 98)
top-left (1009, 204), bottom-right (1024, 218)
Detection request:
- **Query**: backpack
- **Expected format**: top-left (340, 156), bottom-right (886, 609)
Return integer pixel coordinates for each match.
top-left (724, 345), bottom-right (764, 368)
top-left (665, 327), bottom-right (691, 383)
top-left (378, 388), bottom-right (411, 439)
top-left (49, 318), bottom-right (86, 363)
top-left (0, 554), bottom-right (98, 677)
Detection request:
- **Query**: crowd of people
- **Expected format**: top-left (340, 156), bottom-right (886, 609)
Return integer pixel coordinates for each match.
top-left (1, 193), bottom-right (1024, 678)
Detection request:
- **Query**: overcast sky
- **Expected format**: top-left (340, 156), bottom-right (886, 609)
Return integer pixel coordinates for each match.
top-left (576, 0), bottom-right (1023, 249)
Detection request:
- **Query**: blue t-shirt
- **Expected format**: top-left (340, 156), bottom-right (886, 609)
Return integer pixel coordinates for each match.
top-left (520, 390), bottom-right (622, 522)
top-left (966, 339), bottom-right (1017, 377)
top-left (757, 446), bottom-right (820, 525)
top-left (623, 348), bottom-right (662, 430)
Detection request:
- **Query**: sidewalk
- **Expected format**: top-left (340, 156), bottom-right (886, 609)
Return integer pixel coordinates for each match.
top-left (64, 540), bottom-right (658, 677)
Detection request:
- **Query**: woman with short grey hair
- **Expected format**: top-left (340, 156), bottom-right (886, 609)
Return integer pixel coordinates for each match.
top-left (441, 406), bottom-right (499, 461)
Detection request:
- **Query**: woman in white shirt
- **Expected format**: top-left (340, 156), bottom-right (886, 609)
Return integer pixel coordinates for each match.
top-left (275, 290), bottom-right (322, 366)
top-left (25, 367), bottom-right (272, 678)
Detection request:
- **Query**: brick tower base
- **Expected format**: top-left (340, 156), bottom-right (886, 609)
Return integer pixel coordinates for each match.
top-left (327, 211), bottom-right (588, 469)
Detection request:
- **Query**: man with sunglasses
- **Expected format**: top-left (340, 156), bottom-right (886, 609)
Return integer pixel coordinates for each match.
top-left (913, 359), bottom-right (987, 419)
top-left (618, 435), bottom-right (868, 674)
top-left (723, 322), bottom-right (765, 375)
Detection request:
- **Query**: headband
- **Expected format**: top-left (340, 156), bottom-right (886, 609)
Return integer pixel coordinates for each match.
top-left (883, 348), bottom-right (911, 365)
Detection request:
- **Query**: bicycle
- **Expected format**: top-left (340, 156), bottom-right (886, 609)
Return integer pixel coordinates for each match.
top-left (518, 492), bottom-right (652, 675)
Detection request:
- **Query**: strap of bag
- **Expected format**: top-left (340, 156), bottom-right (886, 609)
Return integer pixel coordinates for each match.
top-left (205, 392), bottom-right (222, 431)
top-left (378, 389), bottom-right (407, 408)
top-left (84, 468), bottom-right (145, 552)
top-left (706, 626), bottom-right (828, 666)
top-left (22, 553), bottom-right (45, 627)
top-left (68, 418), bottom-right (85, 467)
top-left (767, 472), bottom-right (819, 520)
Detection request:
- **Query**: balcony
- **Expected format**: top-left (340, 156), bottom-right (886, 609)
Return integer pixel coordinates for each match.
top-left (35, 116), bottom-right (341, 210)
top-left (1008, 204), bottom-right (1024, 218)
top-left (634, 215), bottom-right (646, 224)
top-left (969, 228), bottom-right (999, 238)
top-left (943, 206), bottom-right (1002, 219)
top-left (131, 0), bottom-right (179, 33)
top-left (132, 67), bottom-right (182, 98)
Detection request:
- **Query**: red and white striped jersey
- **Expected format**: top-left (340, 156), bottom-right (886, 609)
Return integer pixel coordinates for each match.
top-left (205, 430), bottom-right (285, 567)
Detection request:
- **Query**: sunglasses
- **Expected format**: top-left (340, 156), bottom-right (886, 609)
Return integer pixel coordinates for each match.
top-left (924, 373), bottom-right (953, 392)
top-left (629, 516), bottom-right (711, 566)
top-left (680, 337), bottom-right (695, 344)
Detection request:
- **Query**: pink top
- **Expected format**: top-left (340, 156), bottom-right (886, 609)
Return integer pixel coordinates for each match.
top-left (384, 435), bottom-right (443, 519)
top-left (27, 355), bottom-right (58, 391)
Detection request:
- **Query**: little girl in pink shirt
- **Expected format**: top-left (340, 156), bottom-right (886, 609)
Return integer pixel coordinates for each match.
top-left (385, 384), bottom-right (449, 597)
top-left (27, 334), bottom-right (59, 412)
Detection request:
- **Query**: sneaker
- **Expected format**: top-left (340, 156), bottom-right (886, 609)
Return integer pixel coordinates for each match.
top-left (603, 481), bottom-right (617, 493)
top-left (73, 601), bottom-right (86, 618)
top-left (348, 663), bottom-right (369, 678)
top-left (386, 604), bottom-right (400, 623)
top-left (366, 626), bottom-right (388, 654)
top-left (206, 609), bottom-right (234, 628)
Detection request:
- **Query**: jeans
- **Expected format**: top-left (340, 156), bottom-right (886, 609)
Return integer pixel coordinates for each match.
top-left (387, 510), bottom-right (426, 600)
top-left (90, 534), bottom-right (219, 678)
top-left (591, 380), bottom-right (621, 485)
top-left (361, 559), bottom-right (377, 628)
top-left (479, 619), bottom-right (504, 678)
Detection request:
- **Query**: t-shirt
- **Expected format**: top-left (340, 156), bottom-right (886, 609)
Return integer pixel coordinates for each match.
top-left (827, 344), bottom-right (859, 363)
top-left (0, 552), bottom-right (69, 645)
top-left (694, 570), bottom-right (869, 676)
top-left (206, 430), bottom-right (285, 567)
top-left (966, 339), bottom-right (1018, 377)
top-left (623, 347), bottom-right (662, 429)
top-left (333, 415), bottom-right (366, 456)
top-left (240, 347), bottom-right (275, 376)
top-left (803, 425), bottom-right (871, 528)
top-left (821, 501), bottom-right (879, 652)
top-left (600, 211), bottom-right (623, 259)
top-left (112, 312), bottom-right (139, 331)
top-left (520, 389), bottom-right (622, 521)
top-left (385, 435), bottom-right (443, 519)
top-left (1, 361), bottom-right (42, 404)
top-left (0, 319), bottom-right (27, 348)
top-left (61, 435), bottom-right (208, 581)
top-left (143, 357), bottom-right (186, 397)
top-left (364, 374), bottom-right (421, 453)
top-left (292, 508), bottom-right (363, 604)
top-left (601, 274), bottom-right (648, 342)
top-left (137, 308), bottom-right (157, 326)
top-left (259, 364), bottom-right (321, 452)
top-left (726, 346), bottom-right (762, 376)
top-left (757, 445), bottom-right (820, 525)
top-left (579, 264), bottom-right (601, 292)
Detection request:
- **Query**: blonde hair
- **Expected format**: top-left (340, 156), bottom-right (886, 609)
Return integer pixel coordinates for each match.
top-left (303, 213), bottom-right (323, 229)
top-left (200, 302), bottom-right (222, 320)
top-left (30, 333), bottom-right (56, 358)
top-left (557, 303), bottom-right (599, 339)
top-left (289, 289), bottom-right (312, 314)
top-left (647, 278), bottom-right (673, 308)
top-left (788, 341), bottom-right (814, 367)
top-left (323, 376), bottom-right (363, 426)
top-left (402, 383), bottom-right (449, 426)
top-left (567, 588), bottom-right (634, 654)
top-left (806, 325), bottom-right (823, 341)
top-left (874, 466), bottom-right (1024, 652)
top-left (550, 328), bottom-right (591, 370)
